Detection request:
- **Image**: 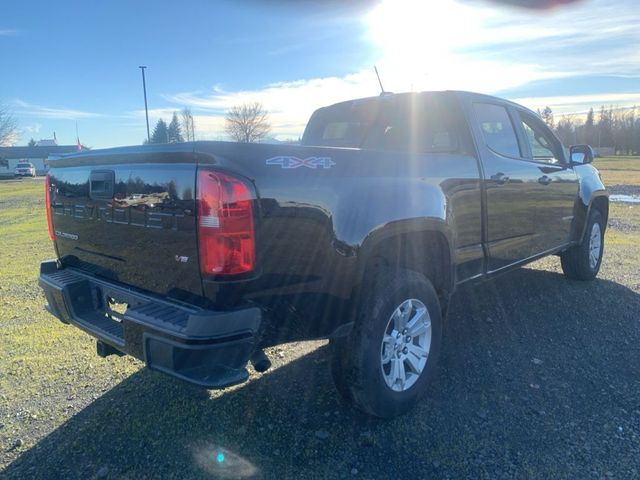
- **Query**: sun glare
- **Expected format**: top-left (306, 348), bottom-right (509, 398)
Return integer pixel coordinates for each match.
top-left (367, 0), bottom-right (494, 91)
top-left (368, 0), bottom-right (482, 62)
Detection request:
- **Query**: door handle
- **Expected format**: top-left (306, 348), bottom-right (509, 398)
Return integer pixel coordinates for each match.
top-left (89, 170), bottom-right (115, 199)
top-left (538, 175), bottom-right (552, 185)
top-left (491, 172), bottom-right (510, 185)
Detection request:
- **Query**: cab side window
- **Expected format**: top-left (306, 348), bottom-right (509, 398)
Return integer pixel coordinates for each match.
top-left (473, 103), bottom-right (521, 158)
top-left (518, 113), bottom-right (564, 164)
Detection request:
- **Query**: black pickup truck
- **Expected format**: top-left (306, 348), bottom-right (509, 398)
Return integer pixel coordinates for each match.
top-left (39, 91), bottom-right (608, 417)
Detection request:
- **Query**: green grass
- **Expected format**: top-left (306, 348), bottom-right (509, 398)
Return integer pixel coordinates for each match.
top-left (594, 156), bottom-right (640, 185)
top-left (0, 179), bottom-right (141, 458)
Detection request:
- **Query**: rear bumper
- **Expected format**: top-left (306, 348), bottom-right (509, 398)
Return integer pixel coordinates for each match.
top-left (38, 260), bottom-right (261, 388)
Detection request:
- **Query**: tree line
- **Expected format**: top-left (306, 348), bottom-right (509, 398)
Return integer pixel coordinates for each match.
top-left (538, 105), bottom-right (640, 155)
top-left (146, 102), bottom-right (272, 144)
top-left (146, 108), bottom-right (196, 144)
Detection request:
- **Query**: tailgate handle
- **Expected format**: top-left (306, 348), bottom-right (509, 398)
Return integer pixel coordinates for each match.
top-left (90, 170), bottom-right (115, 199)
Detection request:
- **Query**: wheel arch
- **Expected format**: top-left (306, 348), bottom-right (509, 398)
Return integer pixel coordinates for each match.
top-left (574, 192), bottom-right (609, 243)
top-left (355, 218), bottom-right (455, 311)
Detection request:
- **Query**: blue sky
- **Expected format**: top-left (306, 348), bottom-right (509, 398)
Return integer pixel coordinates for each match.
top-left (1, 0), bottom-right (639, 148)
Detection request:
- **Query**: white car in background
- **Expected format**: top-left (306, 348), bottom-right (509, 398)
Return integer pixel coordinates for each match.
top-left (14, 162), bottom-right (36, 177)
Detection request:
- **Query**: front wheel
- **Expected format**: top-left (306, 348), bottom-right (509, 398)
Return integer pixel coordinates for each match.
top-left (330, 268), bottom-right (442, 418)
top-left (561, 209), bottom-right (605, 280)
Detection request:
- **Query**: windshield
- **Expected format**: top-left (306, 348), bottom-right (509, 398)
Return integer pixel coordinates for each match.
top-left (16, 163), bottom-right (32, 168)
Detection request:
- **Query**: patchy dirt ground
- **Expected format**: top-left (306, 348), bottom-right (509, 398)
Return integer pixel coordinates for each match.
top-left (1, 162), bottom-right (639, 479)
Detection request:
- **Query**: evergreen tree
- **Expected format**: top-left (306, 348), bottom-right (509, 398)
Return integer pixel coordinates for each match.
top-left (27, 138), bottom-right (37, 147)
top-left (167, 113), bottom-right (184, 143)
top-left (150, 119), bottom-right (168, 144)
top-left (597, 105), bottom-right (613, 148)
top-left (584, 108), bottom-right (594, 145)
top-left (634, 110), bottom-right (640, 154)
top-left (555, 115), bottom-right (576, 147)
top-left (540, 106), bottom-right (554, 129)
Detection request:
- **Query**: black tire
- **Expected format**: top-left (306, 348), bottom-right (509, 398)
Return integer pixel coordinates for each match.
top-left (330, 268), bottom-right (442, 418)
top-left (328, 336), bottom-right (355, 403)
top-left (561, 209), bottom-right (605, 281)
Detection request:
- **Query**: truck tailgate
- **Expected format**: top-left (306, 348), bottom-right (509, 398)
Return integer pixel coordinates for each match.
top-left (48, 151), bottom-right (201, 298)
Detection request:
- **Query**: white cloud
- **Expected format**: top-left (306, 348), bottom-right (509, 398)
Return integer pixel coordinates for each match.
top-left (164, 73), bottom-right (378, 140)
top-left (478, 1), bottom-right (639, 47)
top-left (513, 92), bottom-right (640, 116)
top-left (158, 0), bottom-right (638, 140)
top-left (125, 107), bottom-right (181, 121)
top-left (0, 29), bottom-right (18, 36)
top-left (163, 60), bottom-right (571, 140)
top-left (123, 108), bottom-right (230, 141)
top-left (190, 115), bottom-right (227, 141)
top-left (13, 99), bottom-right (103, 119)
top-left (23, 123), bottom-right (42, 134)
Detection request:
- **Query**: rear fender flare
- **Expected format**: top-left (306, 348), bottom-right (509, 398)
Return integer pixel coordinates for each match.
top-left (355, 217), bottom-right (455, 293)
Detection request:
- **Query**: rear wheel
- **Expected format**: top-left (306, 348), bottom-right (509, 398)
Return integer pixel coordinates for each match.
top-left (561, 209), bottom-right (605, 280)
top-left (330, 268), bottom-right (442, 418)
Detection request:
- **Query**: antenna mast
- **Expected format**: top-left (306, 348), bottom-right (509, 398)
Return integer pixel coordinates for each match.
top-left (374, 65), bottom-right (385, 94)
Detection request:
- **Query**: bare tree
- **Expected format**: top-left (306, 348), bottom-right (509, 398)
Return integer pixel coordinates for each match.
top-left (180, 107), bottom-right (196, 142)
top-left (225, 102), bottom-right (271, 143)
top-left (0, 102), bottom-right (18, 146)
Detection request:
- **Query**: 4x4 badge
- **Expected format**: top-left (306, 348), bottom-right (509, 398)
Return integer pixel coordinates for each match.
top-left (265, 156), bottom-right (335, 169)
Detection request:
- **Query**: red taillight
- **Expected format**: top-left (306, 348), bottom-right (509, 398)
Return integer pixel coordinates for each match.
top-left (45, 174), bottom-right (54, 241)
top-left (196, 169), bottom-right (255, 276)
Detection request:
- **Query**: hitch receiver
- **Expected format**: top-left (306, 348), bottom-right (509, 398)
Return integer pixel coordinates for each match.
top-left (96, 340), bottom-right (124, 358)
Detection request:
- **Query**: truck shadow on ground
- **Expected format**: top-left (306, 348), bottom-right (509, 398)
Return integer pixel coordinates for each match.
top-left (4, 268), bottom-right (640, 479)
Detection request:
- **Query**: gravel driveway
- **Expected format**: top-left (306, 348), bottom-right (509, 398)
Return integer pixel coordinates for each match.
top-left (2, 177), bottom-right (639, 479)
top-left (2, 261), bottom-right (639, 480)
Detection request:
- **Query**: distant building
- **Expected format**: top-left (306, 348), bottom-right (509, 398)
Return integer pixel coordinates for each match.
top-left (0, 141), bottom-right (81, 176)
top-left (35, 139), bottom-right (59, 147)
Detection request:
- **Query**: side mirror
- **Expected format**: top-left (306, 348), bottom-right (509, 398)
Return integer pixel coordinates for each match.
top-left (570, 144), bottom-right (594, 165)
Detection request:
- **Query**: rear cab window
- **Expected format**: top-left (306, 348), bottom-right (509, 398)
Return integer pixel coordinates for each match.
top-left (301, 100), bottom-right (381, 148)
top-left (302, 93), bottom-right (473, 155)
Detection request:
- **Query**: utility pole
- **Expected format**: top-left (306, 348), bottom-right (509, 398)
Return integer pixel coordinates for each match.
top-left (139, 66), bottom-right (150, 143)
